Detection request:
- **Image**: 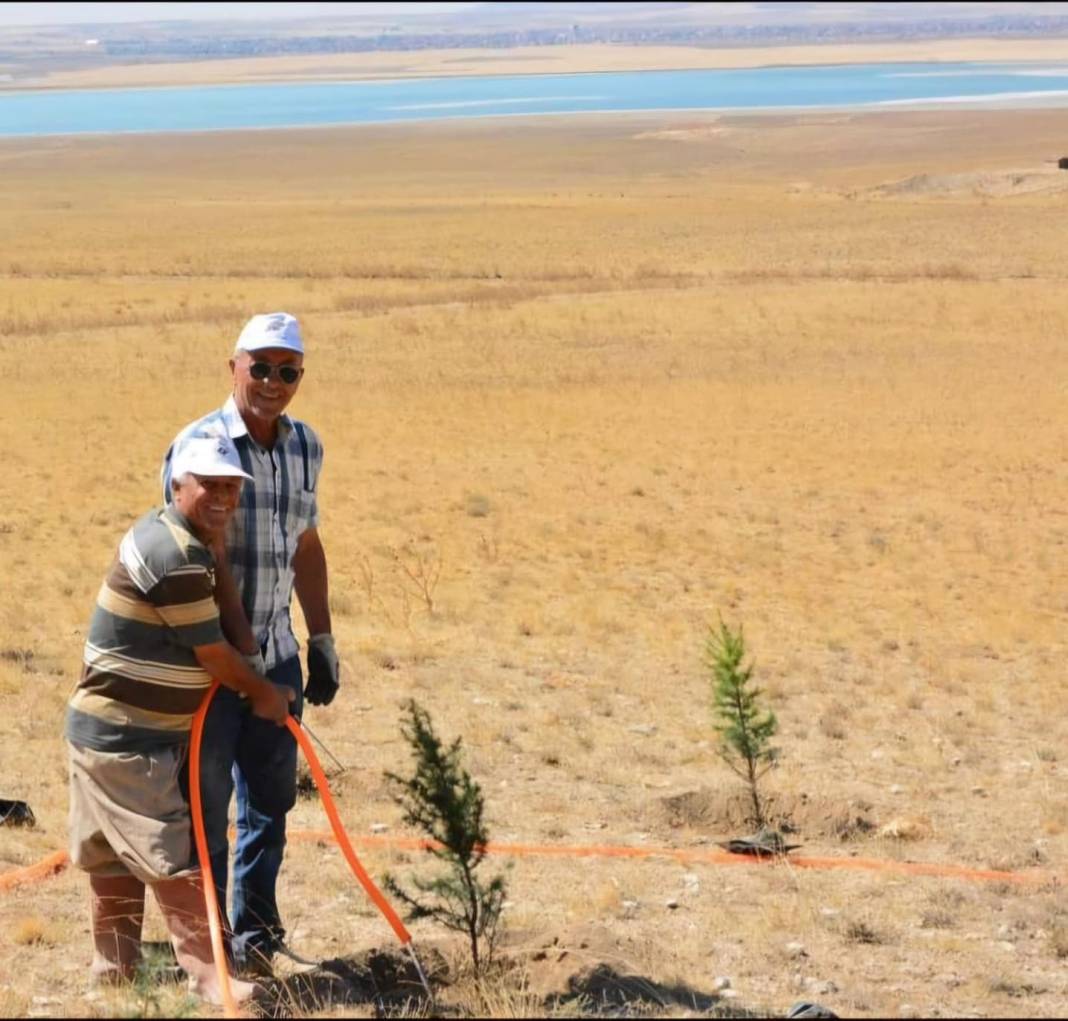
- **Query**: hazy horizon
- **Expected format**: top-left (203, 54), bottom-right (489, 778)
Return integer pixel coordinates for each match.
top-left (0, 2), bottom-right (481, 27)
top-left (6, 1), bottom-right (1068, 30)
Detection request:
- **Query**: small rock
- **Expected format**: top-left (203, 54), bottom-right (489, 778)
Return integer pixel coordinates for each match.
top-left (870, 749), bottom-right (884, 760)
top-left (628, 723), bottom-right (657, 736)
top-left (370, 822), bottom-right (389, 834)
top-left (971, 786), bottom-right (987, 797)
top-left (785, 941), bottom-right (808, 959)
top-left (682, 872), bottom-right (701, 892)
top-left (665, 898), bottom-right (679, 910)
top-left (819, 907), bottom-right (840, 918)
top-left (878, 816), bottom-right (932, 840)
top-left (621, 899), bottom-right (639, 917)
top-left (890, 784), bottom-right (904, 795)
top-left (997, 940), bottom-right (1016, 952)
top-left (787, 1004), bottom-right (839, 1020)
top-left (720, 989), bottom-right (740, 1000)
top-left (713, 976), bottom-right (731, 991)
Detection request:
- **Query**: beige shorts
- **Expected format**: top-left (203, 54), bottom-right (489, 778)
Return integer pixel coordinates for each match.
top-left (68, 741), bottom-right (196, 884)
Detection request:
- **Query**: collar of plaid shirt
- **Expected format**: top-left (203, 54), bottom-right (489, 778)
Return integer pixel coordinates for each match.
top-left (219, 394), bottom-right (294, 447)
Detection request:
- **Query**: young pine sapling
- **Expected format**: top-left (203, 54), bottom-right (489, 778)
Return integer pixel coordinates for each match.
top-left (706, 617), bottom-right (779, 829)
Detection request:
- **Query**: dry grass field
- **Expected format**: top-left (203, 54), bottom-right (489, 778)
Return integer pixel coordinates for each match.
top-left (0, 107), bottom-right (1066, 1017)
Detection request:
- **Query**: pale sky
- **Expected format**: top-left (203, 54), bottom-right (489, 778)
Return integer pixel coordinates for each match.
top-left (5, 1), bottom-right (1066, 29)
top-left (0, 2), bottom-right (481, 26)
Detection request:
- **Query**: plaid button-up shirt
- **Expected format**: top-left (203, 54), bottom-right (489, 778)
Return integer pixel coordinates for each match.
top-left (161, 396), bottom-right (323, 669)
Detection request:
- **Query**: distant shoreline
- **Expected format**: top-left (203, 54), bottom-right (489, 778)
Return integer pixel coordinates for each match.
top-left (6, 37), bottom-right (1068, 93)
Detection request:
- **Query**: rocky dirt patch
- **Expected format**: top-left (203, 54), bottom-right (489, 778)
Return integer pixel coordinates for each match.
top-left (854, 164), bottom-right (1068, 199)
top-left (656, 787), bottom-right (876, 843)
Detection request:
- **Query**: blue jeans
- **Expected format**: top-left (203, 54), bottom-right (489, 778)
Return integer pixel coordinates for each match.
top-left (199, 656), bottom-right (302, 965)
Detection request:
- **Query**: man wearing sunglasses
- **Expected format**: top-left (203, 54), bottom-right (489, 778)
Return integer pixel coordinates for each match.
top-left (161, 312), bottom-right (338, 975)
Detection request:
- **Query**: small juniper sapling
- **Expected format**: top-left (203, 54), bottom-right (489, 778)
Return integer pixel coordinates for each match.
top-left (384, 699), bottom-right (507, 978)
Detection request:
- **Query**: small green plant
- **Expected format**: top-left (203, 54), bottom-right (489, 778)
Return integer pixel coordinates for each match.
top-left (706, 617), bottom-right (779, 829)
top-left (125, 944), bottom-right (198, 1019)
top-left (384, 699), bottom-right (507, 979)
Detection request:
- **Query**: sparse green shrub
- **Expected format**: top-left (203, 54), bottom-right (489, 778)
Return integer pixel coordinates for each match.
top-left (706, 617), bottom-right (778, 829)
top-left (127, 943), bottom-right (198, 1018)
top-left (384, 699), bottom-right (507, 979)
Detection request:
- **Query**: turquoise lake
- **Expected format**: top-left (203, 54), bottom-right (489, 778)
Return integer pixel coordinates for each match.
top-left (3, 61), bottom-right (1068, 137)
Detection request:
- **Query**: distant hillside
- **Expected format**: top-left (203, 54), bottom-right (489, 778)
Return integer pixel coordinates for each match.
top-left (3, 2), bottom-right (1068, 78)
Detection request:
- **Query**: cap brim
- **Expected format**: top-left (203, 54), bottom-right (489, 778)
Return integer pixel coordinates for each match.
top-left (174, 465), bottom-right (254, 482)
top-left (194, 467), bottom-right (254, 482)
top-left (234, 340), bottom-right (304, 355)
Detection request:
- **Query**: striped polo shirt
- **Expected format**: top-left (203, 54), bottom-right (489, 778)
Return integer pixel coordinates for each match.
top-left (161, 395), bottom-right (322, 670)
top-left (65, 506), bottom-right (225, 753)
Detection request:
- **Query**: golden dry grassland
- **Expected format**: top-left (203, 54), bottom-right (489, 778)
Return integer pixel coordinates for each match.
top-left (0, 108), bottom-right (1066, 1017)
top-left (6, 37), bottom-right (1068, 90)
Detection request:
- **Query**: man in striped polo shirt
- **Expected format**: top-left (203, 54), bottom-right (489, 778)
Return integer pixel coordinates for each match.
top-left (161, 312), bottom-right (338, 974)
top-left (66, 435), bottom-right (294, 1004)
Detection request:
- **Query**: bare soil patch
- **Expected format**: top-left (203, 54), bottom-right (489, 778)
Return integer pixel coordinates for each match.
top-left (858, 164), bottom-right (1068, 199)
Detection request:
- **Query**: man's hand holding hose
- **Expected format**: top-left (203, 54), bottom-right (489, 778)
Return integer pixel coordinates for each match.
top-left (193, 642), bottom-right (294, 725)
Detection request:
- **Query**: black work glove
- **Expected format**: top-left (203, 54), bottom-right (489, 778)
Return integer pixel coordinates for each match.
top-left (304, 634), bottom-right (340, 707)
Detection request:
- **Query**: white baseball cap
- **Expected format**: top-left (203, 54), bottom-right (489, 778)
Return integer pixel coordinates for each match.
top-left (234, 312), bottom-right (304, 355)
top-left (171, 435), bottom-right (253, 481)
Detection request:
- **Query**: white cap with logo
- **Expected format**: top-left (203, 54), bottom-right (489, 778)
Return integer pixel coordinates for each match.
top-left (234, 312), bottom-right (304, 355)
top-left (171, 435), bottom-right (253, 481)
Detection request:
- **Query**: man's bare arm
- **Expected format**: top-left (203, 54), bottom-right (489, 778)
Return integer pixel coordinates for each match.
top-left (209, 538), bottom-right (259, 657)
top-left (193, 642), bottom-right (293, 724)
top-left (293, 527), bottom-right (332, 637)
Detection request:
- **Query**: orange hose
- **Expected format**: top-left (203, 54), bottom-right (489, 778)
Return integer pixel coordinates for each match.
top-left (0, 849), bottom-right (69, 892)
top-left (189, 681), bottom-right (240, 1019)
top-left (286, 831), bottom-right (1055, 886)
top-left (285, 717), bottom-right (412, 945)
top-left (184, 682), bottom-right (412, 1020)
top-left (1, 827), bottom-right (1058, 896)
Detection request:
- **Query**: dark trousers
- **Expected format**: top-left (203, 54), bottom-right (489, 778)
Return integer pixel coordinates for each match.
top-left (199, 656), bottom-right (302, 964)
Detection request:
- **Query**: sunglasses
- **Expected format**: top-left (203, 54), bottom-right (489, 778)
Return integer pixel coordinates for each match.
top-left (248, 361), bottom-right (303, 385)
